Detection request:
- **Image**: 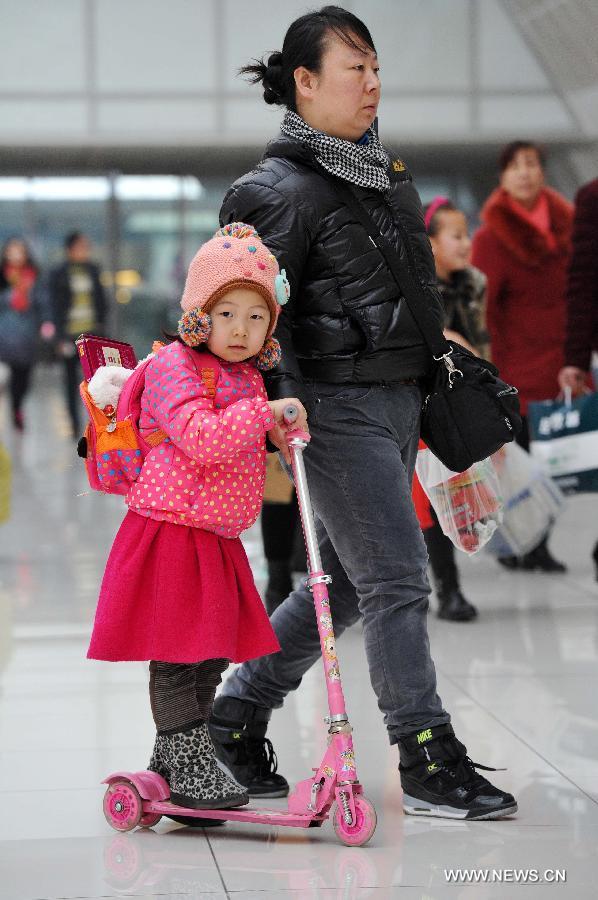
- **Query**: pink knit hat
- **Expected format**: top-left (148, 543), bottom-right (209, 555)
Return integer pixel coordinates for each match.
top-left (178, 224), bottom-right (290, 370)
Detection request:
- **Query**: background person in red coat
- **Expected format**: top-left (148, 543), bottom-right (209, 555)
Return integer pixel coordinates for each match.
top-left (472, 140), bottom-right (573, 574)
top-left (558, 177), bottom-right (598, 580)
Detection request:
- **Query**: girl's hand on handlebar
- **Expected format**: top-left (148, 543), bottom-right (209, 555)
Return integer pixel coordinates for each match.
top-left (268, 398), bottom-right (308, 433)
top-left (267, 399), bottom-right (308, 464)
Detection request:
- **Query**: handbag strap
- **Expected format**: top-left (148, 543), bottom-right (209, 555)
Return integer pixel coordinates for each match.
top-left (332, 178), bottom-right (453, 361)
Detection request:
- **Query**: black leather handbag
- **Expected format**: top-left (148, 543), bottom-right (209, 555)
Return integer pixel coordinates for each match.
top-left (335, 181), bottom-right (522, 472)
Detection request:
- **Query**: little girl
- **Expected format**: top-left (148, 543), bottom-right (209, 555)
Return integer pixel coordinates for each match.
top-left (413, 197), bottom-right (489, 622)
top-left (87, 223), bottom-right (307, 810)
top-left (425, 196), bottom-right (489, 358)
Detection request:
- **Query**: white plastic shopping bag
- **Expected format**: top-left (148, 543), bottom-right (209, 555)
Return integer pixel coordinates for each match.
top-left (486, 442), bottom-right (565, 557)
top-left (415, 448), bottom-right (503, 555)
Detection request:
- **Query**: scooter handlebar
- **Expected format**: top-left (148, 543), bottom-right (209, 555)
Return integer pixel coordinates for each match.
top-left (283, 404), bottom-right (299, 426)
top-left (282, 404), bottom-right (311, 444)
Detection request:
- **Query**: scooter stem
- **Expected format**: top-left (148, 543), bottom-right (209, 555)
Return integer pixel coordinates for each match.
top-left (288, 435), bottom-right (349, 722)
top-left (287, 436), bottom-right (321, 574)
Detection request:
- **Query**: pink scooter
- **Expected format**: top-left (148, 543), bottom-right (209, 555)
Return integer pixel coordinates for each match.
top-left (102, 408), bottom-right (377, 846)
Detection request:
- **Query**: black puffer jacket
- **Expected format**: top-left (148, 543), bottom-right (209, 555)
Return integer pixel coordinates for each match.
top-left (220, 134), bottom-right (443, 404)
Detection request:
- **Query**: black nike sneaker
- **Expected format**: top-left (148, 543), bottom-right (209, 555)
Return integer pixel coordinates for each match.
top-left (398, 724), bottom-right (517, 820)
top-left (209, 697), bottom-right (289, 799)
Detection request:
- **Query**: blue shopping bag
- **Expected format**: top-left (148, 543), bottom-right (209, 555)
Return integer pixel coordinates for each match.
top-left (528, 393), bottom-right (598, 493)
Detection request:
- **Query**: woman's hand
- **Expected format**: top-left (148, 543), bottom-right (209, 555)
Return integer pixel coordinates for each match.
top-left (558, 366), bottom-right (587, 396)
top-left (39, 321), bottom-right (55, 341)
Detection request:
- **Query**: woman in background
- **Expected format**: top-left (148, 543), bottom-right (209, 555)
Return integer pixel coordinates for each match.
top-left (472, 141), bottom-right (573, 572)
top-left (0, 238), bottom-right (52, 431)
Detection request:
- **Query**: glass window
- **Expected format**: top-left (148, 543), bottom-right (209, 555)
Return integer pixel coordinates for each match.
top-left (0, 174), bottom-right (229, 355)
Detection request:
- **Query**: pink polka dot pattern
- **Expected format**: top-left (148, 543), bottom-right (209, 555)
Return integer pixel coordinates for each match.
top-left (127, 342), bottom-right (275, 539)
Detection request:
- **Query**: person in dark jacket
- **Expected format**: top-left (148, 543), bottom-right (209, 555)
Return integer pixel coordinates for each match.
top-left (558, 177), bottom-right (598, 579)
top-left (209, 6), bottom-right (517, 821)
top-left (472, 141), bottom-right (573, 573)
top-left (49, 231), bottom-right (107, 435)
top-left (0, 238), bottom-right (52, 431)
top-left (559, 178), bottom-right (598, 394)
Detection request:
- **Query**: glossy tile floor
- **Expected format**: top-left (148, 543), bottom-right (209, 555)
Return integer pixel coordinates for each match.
top-left (1, 366), bottom-right (597, 899)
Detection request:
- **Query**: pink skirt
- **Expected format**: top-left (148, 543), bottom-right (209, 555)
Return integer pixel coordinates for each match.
top-left (88, 510), bottom-right (280, 664)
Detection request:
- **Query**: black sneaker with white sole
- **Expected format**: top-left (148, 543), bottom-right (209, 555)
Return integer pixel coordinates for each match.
top-left (209, 697), bottom-right (289, 799)
top-left (398, 724), bottom-right (517, 820)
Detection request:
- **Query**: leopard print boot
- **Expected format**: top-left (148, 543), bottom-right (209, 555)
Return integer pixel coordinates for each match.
top-left (160, 723), bottom-right (249, 809)
top-left (148, 734), bottom-right (170, 782)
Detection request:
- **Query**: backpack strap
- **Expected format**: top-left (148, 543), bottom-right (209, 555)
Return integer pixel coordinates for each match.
top-left (178, 345), bottom-right (220, 400)
top-left (151, 340), bottom-right (217, 400)
top-left (134, 345), bottom-right (220, 451)
top-left (145, 427), bottom-right (167, 447)
top-left (199, 365), bottom-right (217, 398)
top-left (118, 358), bottom-right (165, 455)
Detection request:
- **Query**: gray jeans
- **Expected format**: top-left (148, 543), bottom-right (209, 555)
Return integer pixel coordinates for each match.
top-left (223, 381), bottom-right (450, 742)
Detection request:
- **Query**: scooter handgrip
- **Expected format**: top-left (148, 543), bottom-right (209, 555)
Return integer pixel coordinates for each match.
top-left (283, 404), bottom-right (299, 425)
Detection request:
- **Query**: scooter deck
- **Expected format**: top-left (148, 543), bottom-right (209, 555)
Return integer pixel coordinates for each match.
top-left (146, 800), bottom-right (327, 828)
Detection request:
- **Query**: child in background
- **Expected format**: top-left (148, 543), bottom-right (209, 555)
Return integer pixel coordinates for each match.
top-left (87, 223), bottom-right (307, 809)
top-left (414, 197), bottom-right (490, 622)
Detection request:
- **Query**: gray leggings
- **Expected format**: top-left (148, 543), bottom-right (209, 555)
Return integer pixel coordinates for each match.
top-left (149, 658), bottom-right (228, 734)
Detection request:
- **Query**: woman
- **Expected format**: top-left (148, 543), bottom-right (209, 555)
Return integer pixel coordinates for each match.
top-left (414, 197), bottom-right (489, 622)
top-left (0, 238), bottom-right (51, 431)
top-left (472, 141), bottom-right (573, 572)
top-left (208, 6), bottom-right (516, 821)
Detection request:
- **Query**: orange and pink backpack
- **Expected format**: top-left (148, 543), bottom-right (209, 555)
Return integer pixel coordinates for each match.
top-left (77, 337), bottom-right (223, 496)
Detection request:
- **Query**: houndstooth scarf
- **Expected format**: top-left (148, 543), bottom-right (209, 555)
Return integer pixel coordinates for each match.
top-left (281, 110), bottom-right (390, 194)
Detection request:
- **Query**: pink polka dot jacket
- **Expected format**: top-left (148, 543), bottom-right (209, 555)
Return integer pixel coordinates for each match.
top-left (126, 341), bottom-right (275, 538)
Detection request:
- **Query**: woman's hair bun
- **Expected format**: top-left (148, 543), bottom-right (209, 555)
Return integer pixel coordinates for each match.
top-left (263, 51), bottom-right (285, 105)
top-left (239, 51), bottom-right (286, 106)
top-left (266, 50), bottom-right (283, 70)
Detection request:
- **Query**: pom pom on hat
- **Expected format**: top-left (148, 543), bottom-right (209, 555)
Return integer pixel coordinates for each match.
top-left (178, 308), bottom-right (212, 346)
top-left (215, 222), bottom-right (260, 241)
top-left (256, 337), bottom-right (282, 371)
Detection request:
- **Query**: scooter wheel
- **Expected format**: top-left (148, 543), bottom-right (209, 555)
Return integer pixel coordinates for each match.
top-left (333, 795), bottom-right (377, 847)
top-left (103, 780), bottom-right (143, 832)
top-left (139, 812), bottom-right (162, 828)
